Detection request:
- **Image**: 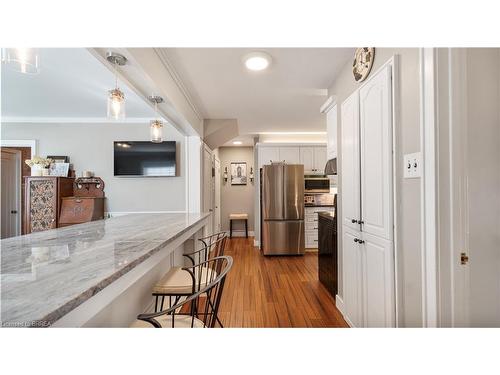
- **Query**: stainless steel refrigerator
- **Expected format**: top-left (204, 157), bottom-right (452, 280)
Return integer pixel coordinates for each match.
top-left (261, 163), bottom-right (305, 255)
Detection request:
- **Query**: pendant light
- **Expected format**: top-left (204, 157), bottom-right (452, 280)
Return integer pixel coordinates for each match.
top-left (1, 48), bottom-right (40, 74)
top-left (148, 95), bottom-right (164, 143)
top-left (106, 52), bottom-right (127, 120)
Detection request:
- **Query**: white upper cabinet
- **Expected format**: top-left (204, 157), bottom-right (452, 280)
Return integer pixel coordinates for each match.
top-left (341, 91), bottom-right (361, 230)
top-left (313, 147), bottom-right (327, 173)
top-left (258, 147), bottom-right (280, 167)
top-left (278, 147), bottom-right (300, 164)
top-left (359, 65), bottom-right (393, 240)
top-left (299, 146), bottom-right (326, 174)
top-left (326, 104), bottom-right (338, 159)
top-left (258, 144), bottom-right (326, 173)
top-left (299, 147), bottom-right (314, 171)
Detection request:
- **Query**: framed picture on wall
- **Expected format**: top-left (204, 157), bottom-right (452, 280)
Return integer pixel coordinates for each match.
top-left (230, 162), bottom-right (247, 185)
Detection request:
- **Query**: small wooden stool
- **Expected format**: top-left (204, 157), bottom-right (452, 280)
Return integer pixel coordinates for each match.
top-left (229, 213), bottom-right (248, 238)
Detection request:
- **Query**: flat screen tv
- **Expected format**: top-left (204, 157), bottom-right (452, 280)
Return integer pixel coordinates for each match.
top-left (113, 141), bottom-right (176, 177)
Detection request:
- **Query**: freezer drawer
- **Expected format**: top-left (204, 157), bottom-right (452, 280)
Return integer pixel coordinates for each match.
top-left (262, 220), bottom-right (305, 255)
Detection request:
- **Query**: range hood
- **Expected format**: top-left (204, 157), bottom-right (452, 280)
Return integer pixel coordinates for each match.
top-left (324, 158), bottom-right (337, 175)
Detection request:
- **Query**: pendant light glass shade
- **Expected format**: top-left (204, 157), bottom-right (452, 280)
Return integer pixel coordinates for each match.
top-left (106, 52), bottom-right (127, 120)
top-left (107, 88), bottom-right (125, 120)
top-left (1, 48), bottom-right (40, 74)
top-left (150, 119), bottom-right (163, 143)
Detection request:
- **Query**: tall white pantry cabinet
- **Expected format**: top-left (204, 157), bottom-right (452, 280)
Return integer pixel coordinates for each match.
top-left (340, 64), bottom-right (395, 327)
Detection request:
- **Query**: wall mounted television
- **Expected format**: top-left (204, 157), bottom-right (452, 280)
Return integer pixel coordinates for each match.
top-left (113, 141), bottom-right (176, 177)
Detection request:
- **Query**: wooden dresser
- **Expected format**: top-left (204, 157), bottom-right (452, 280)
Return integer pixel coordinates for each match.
top-left (25, 176), bottom-right (74, 233)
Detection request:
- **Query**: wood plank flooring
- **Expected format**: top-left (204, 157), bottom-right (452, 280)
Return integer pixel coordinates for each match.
top-left (218, 237), bottom-right (348, 328)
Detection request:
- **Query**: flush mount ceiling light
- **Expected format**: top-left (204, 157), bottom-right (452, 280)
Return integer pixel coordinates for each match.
top-left (233, 141), bottom-right (243, 145)
top-left (148, 95), bottom-right (164, 143)
top-left (243, 52), bottom-right (272, 71)
top-left (106, 52), bottom-right (127, 120)
top-left (1, 48), bottom-right (40, 74)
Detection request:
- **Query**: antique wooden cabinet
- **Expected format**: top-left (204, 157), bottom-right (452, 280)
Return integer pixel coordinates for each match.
top-left (24, 176), bottom-right (74, 233)
top-left (58, 197), bottom-right (105, 227)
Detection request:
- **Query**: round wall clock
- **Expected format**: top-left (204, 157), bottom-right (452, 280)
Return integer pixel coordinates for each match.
top-left (352, 48), bottom-right (375, 82)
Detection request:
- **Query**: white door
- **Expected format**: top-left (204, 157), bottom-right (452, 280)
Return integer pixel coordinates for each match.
top-left (342, 226), bottom-right (363, 327)
top-left (1, 149), bottom-right (21, 239)
top-left (313, 147), bottom-right (327, 174)
top-left (278, 147), bottom-right (300, 164)
top-left (326, 104), bottom-right (338, 159)
top-left (202, 144), bottom-right (213, 235)
top-left (259, 146), bottom-right (280, 167)
top-left (214, 157), bottom-right (221, 233)
top-left (361, 232), bottom-right (395, 327)
top-left (299, 147), bottom-right (314, 172)
top-left (341, 91), bottom-right (361, 230)
top-left (359, 65), bottom-right (393, 240)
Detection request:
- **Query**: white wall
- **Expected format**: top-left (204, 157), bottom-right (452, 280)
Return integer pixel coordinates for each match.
top-left (218, 146), bottom-right (255, 233)
top-left (2, 122), bottom-right (187, 213)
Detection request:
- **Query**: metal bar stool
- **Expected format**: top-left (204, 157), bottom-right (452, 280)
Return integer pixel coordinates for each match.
top-left (132, 256), bottom-right (233, 328)
top-left (151, 233), bottom-right (228, 321)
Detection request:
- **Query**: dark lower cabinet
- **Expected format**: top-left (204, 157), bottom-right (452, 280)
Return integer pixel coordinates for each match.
top-left (318, 212), bottom-right (337, 298)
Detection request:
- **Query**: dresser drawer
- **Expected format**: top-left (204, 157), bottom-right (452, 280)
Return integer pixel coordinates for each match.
top-left (59, 197), bottom-right (105, 225)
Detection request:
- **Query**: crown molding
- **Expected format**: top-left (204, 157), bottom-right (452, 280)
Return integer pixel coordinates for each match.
top-left (1, 116), bottom-right (155, 124)
top-left (154, 48), bottom-right (203, 122)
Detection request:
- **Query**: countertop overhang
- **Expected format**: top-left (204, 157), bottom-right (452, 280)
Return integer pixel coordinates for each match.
top-left (0, 212), bottom-right (210, 327)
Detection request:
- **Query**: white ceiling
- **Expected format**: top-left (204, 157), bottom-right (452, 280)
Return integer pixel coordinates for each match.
top-left (163, 48), bottom-right (354, 135)
top-left (1, 48), bottom-right (156, 121)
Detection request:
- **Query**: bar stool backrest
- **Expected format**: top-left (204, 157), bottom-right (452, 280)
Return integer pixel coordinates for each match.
top-left (137, 256), bottom-right (233, 328)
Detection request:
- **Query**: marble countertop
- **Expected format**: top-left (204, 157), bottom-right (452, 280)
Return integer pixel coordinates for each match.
top-left (0, 212), bottom-right (209, 327)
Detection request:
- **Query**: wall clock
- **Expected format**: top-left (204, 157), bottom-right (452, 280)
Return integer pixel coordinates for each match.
top-left (352, 48), bottom-right (375, 82)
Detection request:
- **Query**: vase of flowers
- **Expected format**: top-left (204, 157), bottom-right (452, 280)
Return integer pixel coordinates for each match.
top-left (25, 156), bottom-right (53, 176)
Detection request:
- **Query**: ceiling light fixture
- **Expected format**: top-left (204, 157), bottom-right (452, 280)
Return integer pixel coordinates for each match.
top-left (233, 141), bottom-right (243, 145)
top-left (106, 52), bottom-right (127, 120)
top-left (243, 52), bottom-right (271, 71)
top-left (1, 48), bottom-right (40, 74)
top-left (148, 95), bottom-right (164, 143)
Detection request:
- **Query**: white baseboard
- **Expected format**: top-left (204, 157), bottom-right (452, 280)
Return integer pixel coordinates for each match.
top-left (335, 294), bottom-right (345, 314)
top-left (335, 295), bottom-right (354, 327)
top-left (224, 230), bottom-right (255, 238)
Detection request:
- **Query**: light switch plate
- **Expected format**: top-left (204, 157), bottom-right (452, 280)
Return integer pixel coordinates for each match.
top-left (404, 152), bottom-right (422, 178)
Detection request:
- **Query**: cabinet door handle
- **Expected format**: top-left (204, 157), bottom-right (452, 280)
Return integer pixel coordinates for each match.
top-left (358, 240), bottom-right (365, 244)
top-left (354, 238), bottom-right (358, 243)
top-left (75, 199), bottom-right (82, 203)
top-left (313, 227), bottom-right (318, 230)
top-left (351, 219), bottom-right (358, 224)
top-left (358, 220), bottom-right (364, 225)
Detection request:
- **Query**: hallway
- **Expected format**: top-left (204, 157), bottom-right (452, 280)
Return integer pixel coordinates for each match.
top-left (218, 237), bottom-right (348, 328)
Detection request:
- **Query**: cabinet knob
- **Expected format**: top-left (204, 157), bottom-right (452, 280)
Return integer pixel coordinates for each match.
top-left (351, 219), bottom-right (358, 224)
top-left (354, 238), bottom-right (359, 243)
top-left (358, 240), bottom-right (365, 244)
top-left (359, 220), bottom-right (364, 225)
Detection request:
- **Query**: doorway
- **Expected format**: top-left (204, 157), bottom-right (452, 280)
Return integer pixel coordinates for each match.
top-left (1, 149), bottom-right (22, 238)
top-left (202, 143), bottom-right (214, 235)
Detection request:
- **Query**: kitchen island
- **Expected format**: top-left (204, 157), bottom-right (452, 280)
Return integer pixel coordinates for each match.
top-left (0, 212), bottom-right (210, 328)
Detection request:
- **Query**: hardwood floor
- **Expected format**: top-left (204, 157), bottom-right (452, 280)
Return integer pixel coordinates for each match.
top-left (218, 237), bottom-right (348, 328)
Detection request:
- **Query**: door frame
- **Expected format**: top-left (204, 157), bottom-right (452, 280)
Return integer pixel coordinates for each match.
top-left (1, 148), bottom-right (22, 237)
top-left (422, 48), bottom-right (471, 327)
top-left (214, 156), bottom-right (221, 233)
top-left (1, 139), bottom-right (37, 236)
